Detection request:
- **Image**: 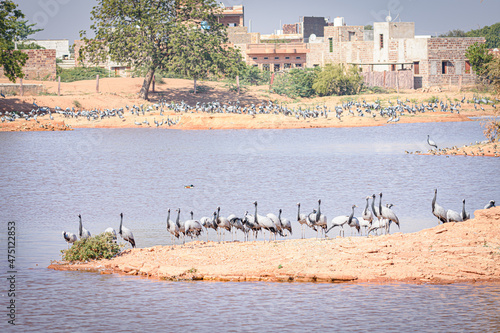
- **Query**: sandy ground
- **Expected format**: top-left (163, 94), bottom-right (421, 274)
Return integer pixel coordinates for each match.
top-left (0, 77), bottom-right (498, 131)
top-left (49, 207), bottom-right (500, 284)
top-left (418, 141), bottom-right (500, 157)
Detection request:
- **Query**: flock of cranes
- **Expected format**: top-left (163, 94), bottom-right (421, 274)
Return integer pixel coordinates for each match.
top-left (62, 191), bottom-right (496, 249)
top-left (2, 95), bottom-right (497, 126)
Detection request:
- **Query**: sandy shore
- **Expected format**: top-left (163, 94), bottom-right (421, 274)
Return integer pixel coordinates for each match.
top-left (1, 77), bottom-right (498, 131)
top-left (49, 207), bottom-right (500, 284)
top-left (418, 141), bottom-right (499, 157)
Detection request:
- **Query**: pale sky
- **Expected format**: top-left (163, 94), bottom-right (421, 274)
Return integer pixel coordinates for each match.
top-left (15, 0), bottom-right (500, 43)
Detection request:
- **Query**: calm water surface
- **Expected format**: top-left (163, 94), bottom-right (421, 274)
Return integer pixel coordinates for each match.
top-left (1, 121), bottom-right (499, 331)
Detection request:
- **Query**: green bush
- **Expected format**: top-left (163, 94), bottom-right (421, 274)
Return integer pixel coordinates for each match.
top-left (58, 66), bottom-right (111, 82)
top-left (272, 68), bottom-right (318, 98)
top-left (61, 232), bottom-right (120, 262)
top-left (238, 65), bottom-right (270, 86)
top-left (312, 63), bottom-right (363, 96)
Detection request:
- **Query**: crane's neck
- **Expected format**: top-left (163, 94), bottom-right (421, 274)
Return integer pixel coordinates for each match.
top-left (371, 196), bottom-right (377, 216)
top-left (462, 200), bottom-right (466, 217)
top-left (254, 203), bottom-right (258, 224)
top-left (432, 190), bottom-right (437, 211)
top-left (190, 211), bottom-right (194, 220)
top-left (176, 210), bottom-right (180, 227)
top-left (348, 206), bottom-right (355, 222)
top-left (79, 216), bottom-right (82, 235)
top-left (297, 204), bottom-right (300, 221)
top-left (364, 197), bottom-right (369, 214)
top-left (279, 210), bottom-right (282, 221)
top-left (379, 194), bottom-right (383, 216)
top-left (119, 215), bottom-right (123, 234)
top-left (167, 210), bottom-right (170, 225)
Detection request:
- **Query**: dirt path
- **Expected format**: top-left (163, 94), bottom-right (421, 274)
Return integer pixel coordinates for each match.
top-left (49, 207), bottom-right (500, 284)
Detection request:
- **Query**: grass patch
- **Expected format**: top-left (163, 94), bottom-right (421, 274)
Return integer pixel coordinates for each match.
top-left (58, 66), bottom-right (112, 83)
top-left (73, 100), bottom-right (82, 108)
top-left (61, 232), bottom-right (121, 262)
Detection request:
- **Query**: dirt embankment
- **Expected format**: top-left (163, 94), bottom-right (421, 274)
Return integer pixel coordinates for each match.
top-left (1, 77), bottom-right (497, 131)
top-left (49, 207), bottom-right (500, 284)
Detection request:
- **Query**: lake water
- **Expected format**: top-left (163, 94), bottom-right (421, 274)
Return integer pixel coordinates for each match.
top-left (1, 120), bottom-right (499, 331)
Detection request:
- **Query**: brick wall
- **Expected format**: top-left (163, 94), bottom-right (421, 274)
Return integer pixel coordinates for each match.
top-left (421, 37), bottom-right (484, 87)
top-left (283, 24), bottom-right (298, 35)
top-left (0, 49), bottom-right (56, 80)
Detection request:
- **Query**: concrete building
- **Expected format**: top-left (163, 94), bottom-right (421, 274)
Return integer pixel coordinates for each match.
top-left (31, 39), bottom-right (70, 59)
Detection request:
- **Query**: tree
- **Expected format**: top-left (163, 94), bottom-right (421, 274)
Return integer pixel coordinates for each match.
top-left (486, 56), bottom-right (500, 94)
top-left (13, 19), bottom-right (43, 41)
top-left (364, 25), bottom-right (373, 31)
top-left (312, 63), bottom-right (363, 96)
top-left (465, 42), bottom-right (493, 80)
top-left (439, 29), bottom-right (466, 37)
top-left (80, 0), bottom-right (177, 100)
top-left (466, 22), bottom-right (500, 48)
top-left (167, 0), bottom-right (241, 93)
top-left (0, 0), bottom-right (29, 82)
top-left (80, 0), bottom-right (235, 100)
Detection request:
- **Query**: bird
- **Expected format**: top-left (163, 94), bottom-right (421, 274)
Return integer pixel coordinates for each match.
top-left (432, 189), bottom-right (447, 224)
top-left (296, 203), bottom-right (308, 239)
top-left (347, 205), bottom-right (360, 236)
top-left (371, 194), bottom-right (381, 223)
top-left (379, 193), bottom-right (400, 233)
top-left (253, 201), bottom-right (277, 242)
top-left (119, 213), bottom-right (136, 248)
top-left (446, 208), bottom-right (463, 223)
top-left (266, 211), bottom-right (284, 238)
top-left (427, 135), bottom-right (438, 149)
top-left (484, 200), bottom-right (495, 209)
top-left (307, 199), bottom-right (327, 238)
top-left (184, 184), bottom-right (195, 188)
top-left (199, 215), bottom-right (213, 242)
top-left (461, 199), bottom-right (470, 221)
top-left (104, 227), bottom-right (117, 240)
top-left (175, 208), bottom-right (186, 244)
top-left (327, 205), bottom-right (357, 237)
top-left (279, 209), bottom-right (292, 236)
top-left (78, 214), bottom-right (91, 240)
top-left (166, 208), bottom-right (180, 244)
top-left (184, 212), bottom-right (203, 239)
top-left (62, 231), bottom-right (77, 248)
top-left (0, 92), bottom-right (5, 98)
top-left (216, 206), bottom-right (231, 242)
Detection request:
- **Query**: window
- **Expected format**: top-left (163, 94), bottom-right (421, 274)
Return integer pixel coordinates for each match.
top-left (313, 64), bottom-right (319, 67)
top-left (274, 64), bottom-right (280, 72)
top-left (295, 63), bottom-right (302, 67)
top-left (329, 37), bottom-right (333, 52)
top-left (285, 56), bottom-right (290, 60)
top-left (253, 64), bottom-right (258, 67)
top-left (442, 61), bottom-right (449, 74)
top-left (263, 64), bottom-right (270, 71)
top-left (379, 34), bottom-right (384, 49)
top-left (413, 62), bottom-right (420, 75)
top-left (274, 57), bottom-right (279, 60)
top-left (465, 60), bottom-right (471, 74)
top-left (264, 57), bottom-right (269, 60)
top-left (284, 63), bottom-right (291, 69)
top-left (348, 31), bottom-right (355, 41)
top-left (252, 57), bottom-right (258, 60)
top-left (296, 56), bottom-right (301, 60)
top-left (391, 64), bottom-right (396, 71)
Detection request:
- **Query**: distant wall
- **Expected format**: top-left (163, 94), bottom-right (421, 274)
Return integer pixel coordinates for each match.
top-left (32, 39), bottom-right (70, 59)
top-left (0, 49), bottom-right (56, 81)
top-left (362, 70), bottom-right (414, 89)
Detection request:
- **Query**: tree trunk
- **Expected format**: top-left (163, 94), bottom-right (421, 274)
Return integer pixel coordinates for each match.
top-left (139, 68), bottom-right (155, 100)
top-left (193, 78), bottom-right (197, 94)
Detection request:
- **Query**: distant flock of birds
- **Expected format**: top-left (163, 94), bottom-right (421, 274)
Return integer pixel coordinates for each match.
top-left (2, 95), bottom-right (498, 126)
top-left (62, 191), bottom-right (496, 250)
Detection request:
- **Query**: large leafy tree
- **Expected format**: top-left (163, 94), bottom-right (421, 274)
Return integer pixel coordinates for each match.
top-left (168, 6), bottom-right (242, 94)
top-left (80, 0), bottom-right (239, 99)
top-left (0, 0), bottom-right (29, 82)
top-left (440, 22), bottom-right (500, 48)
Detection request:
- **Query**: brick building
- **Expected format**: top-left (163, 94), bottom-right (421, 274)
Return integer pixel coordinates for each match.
top-left (217, 5), bottom-right (244, 27)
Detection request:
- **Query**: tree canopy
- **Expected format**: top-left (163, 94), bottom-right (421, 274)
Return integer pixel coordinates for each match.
top-left (81, 0), bottom-right (241, 99)
top-left (440, 22), bottom-right (500, 48)
top-left (0, 0), bottom-right (29, 82)
top-left (465, 42), bottom-right (493, 80)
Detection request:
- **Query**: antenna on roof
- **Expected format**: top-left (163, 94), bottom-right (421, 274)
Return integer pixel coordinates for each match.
top-left (385, 11), bottom-right (392, 22)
